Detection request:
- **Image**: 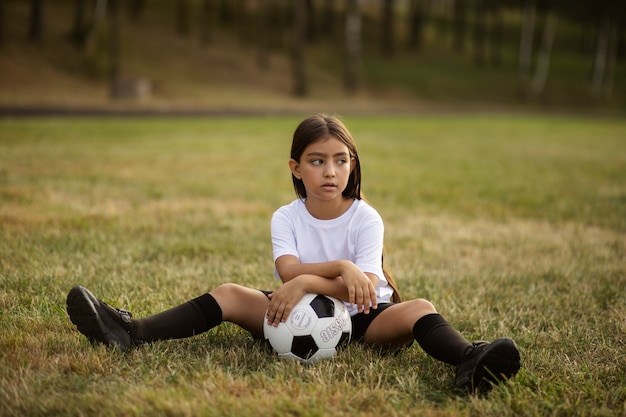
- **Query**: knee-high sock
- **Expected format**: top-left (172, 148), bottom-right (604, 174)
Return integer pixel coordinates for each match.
top-left (412, 313), bottom-right (472, 366)
top-left (132, 293), bottom-right (223, 342)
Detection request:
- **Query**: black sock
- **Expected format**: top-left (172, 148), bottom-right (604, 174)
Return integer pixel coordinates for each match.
top-left (132, 293), bottom-right (223, 342)
top-left (412, 313), bottom-right (472, 366)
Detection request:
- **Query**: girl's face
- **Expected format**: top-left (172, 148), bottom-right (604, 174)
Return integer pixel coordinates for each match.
top-left (289, 135), bottom-right (355, 204)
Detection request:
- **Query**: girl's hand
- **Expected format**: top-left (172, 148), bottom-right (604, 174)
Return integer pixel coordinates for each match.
top-left (266, 278), bottom-right (307, 327)
top-left (340, 261), bottom-right (378, 314)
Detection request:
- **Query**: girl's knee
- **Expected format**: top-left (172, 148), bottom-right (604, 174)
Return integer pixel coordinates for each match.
top-left (209, 283), bottom-right (268, 331)
top-left (409, 298), bottom-right (437, 317)
top-left (210, 283), bottom-right (246, 300)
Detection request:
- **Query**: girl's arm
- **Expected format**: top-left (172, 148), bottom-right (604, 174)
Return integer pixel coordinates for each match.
top-left (275, 254), bottom-right (360, 282)
top-left (276, 254), bottom-right (378, 307)
top-left (266, 272), bottom-right (379, 327)
top-left (269, 254), bottom-right (378, 324)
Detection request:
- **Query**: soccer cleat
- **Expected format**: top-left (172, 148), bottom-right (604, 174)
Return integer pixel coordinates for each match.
top-left (66, 286), bottom-right (135, 352)
top-left (454, 338), bottom-right (521, 393)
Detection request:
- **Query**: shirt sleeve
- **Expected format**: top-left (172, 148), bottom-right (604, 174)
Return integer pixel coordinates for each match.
top-left (270, 207), bottom-right (298, 262)
top-left (353, 207), bottom-right (386, 285)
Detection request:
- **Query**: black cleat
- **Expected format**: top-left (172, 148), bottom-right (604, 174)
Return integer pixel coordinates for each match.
top-left (454, 338), bottom-right (521, 393)
top-left (66, 286), bottom-right (134, 352)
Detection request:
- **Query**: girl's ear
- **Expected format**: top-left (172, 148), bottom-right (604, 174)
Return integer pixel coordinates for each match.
top-left (289, 159), bottom-right (301, 179)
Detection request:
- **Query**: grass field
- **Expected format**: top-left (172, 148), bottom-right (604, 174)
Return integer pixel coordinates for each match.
top-left (0, 114), bottom-right (625, 416)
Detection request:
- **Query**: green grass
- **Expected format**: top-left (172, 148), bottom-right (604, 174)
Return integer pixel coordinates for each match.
top-left (0, 115), bottom-right (625, 416)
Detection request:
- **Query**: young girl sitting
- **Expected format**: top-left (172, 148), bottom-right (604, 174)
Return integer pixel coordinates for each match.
top-left (67, 114), bottom-right (520, 393)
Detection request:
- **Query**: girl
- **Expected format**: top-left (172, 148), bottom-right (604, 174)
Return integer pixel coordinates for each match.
top-left (67, 114), bottom-right (520, 393)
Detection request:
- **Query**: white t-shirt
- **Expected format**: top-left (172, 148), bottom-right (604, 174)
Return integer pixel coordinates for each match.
top-left (271, 198), bottom-right (394, 316)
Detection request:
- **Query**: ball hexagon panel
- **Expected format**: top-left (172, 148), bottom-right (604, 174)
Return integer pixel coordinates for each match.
top-left (309, 294), bottom-right (335, 318)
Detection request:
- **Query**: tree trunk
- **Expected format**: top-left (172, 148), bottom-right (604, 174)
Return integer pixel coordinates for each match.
top-left (236, 0), bottom-right (251, 45)
top-left (530, 11), bottom-right (556, 97)
top-left (306, 0), bottom-right (317, 43)
top-left (28, 0), bottom-right (44, 42)
top-left (69, 0), bottom-right (85, 45)
top-left (472, 0), bottom-right (486, 66)
top-left (489, 5), bottom-right (503, 67)
top-left (176, 0), bottom-right (190, 36)
top-left (617, 26), bottom-right (624, 62)
top-left (407, 0), bottom-right (424, 52)
top-left (292, 0), bottom-right (308, 97)
top-left (381, 0), bottom-right (394, 57)
top-left (604, 19), bottom-right (619, 99)
top-left (518, 0), bottom-right (536, 98)
top-left (217, 0), bottom-right (233, 27)
top-left (257, 0), bottom-right (271, 70)
top-left (321, 0), bottom-right (335, 38)
top-left (69, 0), bottom-right (96, 49)
top-left (592, 17), bottom-right (616, 100)
top-left (129, 0), bottom-right (145, 23)
top-left (200, 0), bottom-right (214, 45)
top-left (345, 0), bottom-right (361, 94)
top-left (452, 0), bottom-right (467, 53)
top-left (108, 0), bottom-right (121, 98)
top-left (0, 0), bottom-right (6, 45)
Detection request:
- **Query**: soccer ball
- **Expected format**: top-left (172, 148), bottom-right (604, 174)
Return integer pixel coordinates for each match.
top-left (264, 293), bottom-right (352, 364)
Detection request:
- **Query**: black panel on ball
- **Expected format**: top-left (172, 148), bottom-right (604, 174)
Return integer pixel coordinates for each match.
top-left (291, 335), bottom-right (319, 359)
top-left (309, 295), bottom-right (335, 318)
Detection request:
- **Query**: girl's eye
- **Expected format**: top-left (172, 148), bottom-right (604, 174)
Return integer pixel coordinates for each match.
top-left (337, 159), bottom-right (348, 165)
top-left (311, 159), bottom-right (323, 165)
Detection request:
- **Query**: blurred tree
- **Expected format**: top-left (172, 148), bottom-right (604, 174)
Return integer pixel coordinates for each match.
top-left (530, 4), bottom-right (556, 97)
top-left (518, 0), bottom-right (535, 98)
top-left (321, 0), bottom-right (336, 38)
top-left (108, 0), bottom-right (121, 97)
top-left (591, 3), bottom-right (618, 100)
top-left (28, 0), bottom-right (44, 42)
top-left (472, 0), bottom-right (486, 66)
top-left (562, 0), bottom-right (622, 100)
top-left (292, 0), bottom-right (308, 96)
top-left (452, 0), bottom-right (468, 52)
top-left (486, 0), bottom-right (503, 67)
top-left (345, 0), bottom-right (361, 93)
top-left (176, 0), bottom-right (190, 36)
top-left (406, 0), bottom-right (426, 52)
top-left (218, 0), bottom-right (234, 27)
top-left (518, 0), bottom-right (557, 99)
top-left (0, 0), bottom-right (5, 46)
top-left (239, 0), bottom-right (259, 46)
top-left (69, 0), bottom-right (94, 49)
top-left (69, 0), bottom-right (86, 46)
top-left (128, 0), bottom-right (145, 23)
top-left (200, 0), bottom-right (214, 45)
top-left (381, 0), bottom-right (395, 57)
top-left (262, 0), bottom-right (287, 52)
top-left (257, 0), bottom-right (271, 70)
top-left (306, 0), bottom-right (317, 43)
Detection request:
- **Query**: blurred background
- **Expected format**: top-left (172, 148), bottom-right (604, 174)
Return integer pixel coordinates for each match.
top-left (0, 0), bottom-right (624, 115)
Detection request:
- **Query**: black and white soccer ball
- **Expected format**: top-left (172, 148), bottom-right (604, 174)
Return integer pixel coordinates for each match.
top-left (264, 293), bottom-right (352, 364)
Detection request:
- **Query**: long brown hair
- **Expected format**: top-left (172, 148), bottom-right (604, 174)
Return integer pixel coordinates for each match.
top-left (290, 114), bottom-right (402, 303)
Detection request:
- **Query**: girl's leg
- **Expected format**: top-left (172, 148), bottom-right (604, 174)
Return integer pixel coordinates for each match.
top-left (208, 283), bottom-right (270, 337)
top-left (133, 283), bottom-right (269, 341)
top-left (67, 284), bottom-right (270, 351)
top-left (363, 298), bottom-right (471, 364)
top-left (363, 299), bottom-right (520, 392)
top-left (361, 299), bottom-right (429, 345)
